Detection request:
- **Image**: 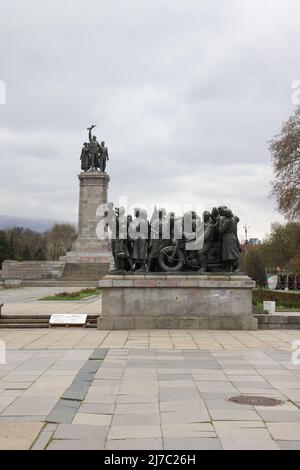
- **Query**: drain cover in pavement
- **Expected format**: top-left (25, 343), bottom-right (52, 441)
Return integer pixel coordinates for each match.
top-left (228, 395), bottom-right (283, 407)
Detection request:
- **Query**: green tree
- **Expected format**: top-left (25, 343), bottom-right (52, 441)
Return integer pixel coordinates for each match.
top-left (22, 245), bottom-right (30, 260)
top-left (0, 230), bottom-right (11, 267)
top-left (240, 246), bottom-right (266, 286)
top-left (241, 221), bottom-right (300, 284)
top-left (262, 221), bottom-right (300, 270)
top-left (34, 247), bottom-right (47, 260)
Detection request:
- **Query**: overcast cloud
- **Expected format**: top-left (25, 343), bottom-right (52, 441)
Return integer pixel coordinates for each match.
top-left (0, 0), bottom-right (298, 240)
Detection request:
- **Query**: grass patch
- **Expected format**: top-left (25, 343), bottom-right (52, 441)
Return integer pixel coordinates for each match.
top-left (39, 287), bottom-right (102, 301)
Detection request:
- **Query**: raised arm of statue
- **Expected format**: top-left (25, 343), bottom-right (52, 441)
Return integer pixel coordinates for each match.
top-left (87, 124), bottom-right (96, 143)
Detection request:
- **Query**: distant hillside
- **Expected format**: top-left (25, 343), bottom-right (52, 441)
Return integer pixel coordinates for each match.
top-left (0, 214), bottom-right (74, 233)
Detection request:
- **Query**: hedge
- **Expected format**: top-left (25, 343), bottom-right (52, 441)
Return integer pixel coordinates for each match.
top-left (253, 289), bottom-right (300, 308)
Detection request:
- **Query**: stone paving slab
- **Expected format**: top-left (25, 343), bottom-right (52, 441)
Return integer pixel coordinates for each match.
top-left (78, 403), bottom-right (115, 414)
top-left (47, 400), bottom-right (80, 424)
top-left (105, 438), bottom-right (163, 450)
top-left (164, 437), bottom-right (222, 450)
top-left (266, 422), bottom-right (300, 440)
top-left (47, 438), bottom-right (105, 450)
top-left (0, 421), bottom-right (44, 449)
top-left (277, 440), bottom-right (300, 449)
top-left (53, 423), bottom-right (109, 440)
top-left (32, 430), bottom-right (53, 450)
top-left (108, 424), bottom-right (162, 440)
top-left (216, 427), bottom-right (280, 450)
top-left (73, 413), bottom-right (112, 426)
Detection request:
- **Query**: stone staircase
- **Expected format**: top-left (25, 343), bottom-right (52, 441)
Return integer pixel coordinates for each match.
top-left (61, 263), bottom-right (109, 281)
top-left (0, 314), bottom-right (99, 329)
top-left (1, 260), bottom-right (65, 281)
top-left (1, 260), bottom-right (109, 287)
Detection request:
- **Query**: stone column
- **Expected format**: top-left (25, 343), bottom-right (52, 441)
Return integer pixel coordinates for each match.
top-left (60, 171), bottom-right (112, 265)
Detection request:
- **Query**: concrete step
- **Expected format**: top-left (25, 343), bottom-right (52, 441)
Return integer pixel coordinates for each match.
top-left (255, 314), bottom-right (300, 329)
top-left (0, 324), bottom-right (51, 329)
top-left (0, 323), bottom-right (96, 329)
top-left (0, 314), bottom-right (98, 328)
top-left (0, 318), bottom-right (49, 323)
top-left (21, 280), bottom-right (100, 287)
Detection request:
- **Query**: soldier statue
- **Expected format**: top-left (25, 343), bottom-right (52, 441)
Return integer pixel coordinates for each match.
top-left (219, 208), bottom-right (240, 272)
top-left (197, 211), bottom-right (214, 272)
top-left (99, 141), bottom-right (109, 172)
top-left (87, 124), bottom-right (100, 170)
top-left (80, 142), bottom-right (90, 172)
top-left (81, 125), bottom-right (109, 172)
top-left (130, 208), bottom-right (149, 272)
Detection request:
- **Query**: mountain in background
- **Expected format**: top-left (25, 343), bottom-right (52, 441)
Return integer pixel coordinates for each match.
top-left (0, 214), bottom-right (75, 233)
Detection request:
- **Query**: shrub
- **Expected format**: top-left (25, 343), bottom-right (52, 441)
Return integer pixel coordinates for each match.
top-left (54, 287), bottom-right (100, 299)
top-left (253, 289), bottom-right (300, 309)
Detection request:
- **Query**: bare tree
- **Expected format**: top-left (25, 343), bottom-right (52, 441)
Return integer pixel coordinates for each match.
top-left (46, 223), bottom-right (77, 260)
top-left (7, 227), bottom-right (46, 261)
top-left (269, 107), bottom-right (300, 219)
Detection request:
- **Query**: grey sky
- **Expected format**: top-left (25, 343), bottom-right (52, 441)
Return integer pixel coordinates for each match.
top-left (0, 0), bottom-right (298, 240)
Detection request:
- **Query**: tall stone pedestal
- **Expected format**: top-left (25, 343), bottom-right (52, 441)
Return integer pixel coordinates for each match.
top-left (97, 274), bottom-right (258, 330)
top-left (60, 171), bottom-right (112, 269)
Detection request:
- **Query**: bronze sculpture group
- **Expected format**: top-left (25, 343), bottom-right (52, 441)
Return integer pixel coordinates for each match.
top-left (80, 125), bottom-right (109, 172)
top-left (79, 125), bottom-right (242, 273)
top-left (105, 205), bottom-right (241, 273)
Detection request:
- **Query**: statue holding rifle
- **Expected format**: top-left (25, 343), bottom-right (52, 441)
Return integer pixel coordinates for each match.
top-left (87, 124), bottom-right (100, 170)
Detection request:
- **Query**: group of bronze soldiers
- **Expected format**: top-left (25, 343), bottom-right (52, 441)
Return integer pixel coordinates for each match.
top-left (105, 204), bottom-right (241, 273)
top-left (198, 206), bottom-right (241, 273)
top-left (80, 125), bottom-right (109, 172)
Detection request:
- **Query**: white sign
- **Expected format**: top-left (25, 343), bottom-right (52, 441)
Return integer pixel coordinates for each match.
top-left (267, 274), bottom-right (278, 290)
top-left (263, 301), bottom-right (276, 315)
top-left (0, 80), bottom-right (6, 105)
top-left (292, 340), bottom-right (300, 365)
top-left (49, 314), bottom-right (87, 325)
top-left (0, 340), bottom-right (6, 365)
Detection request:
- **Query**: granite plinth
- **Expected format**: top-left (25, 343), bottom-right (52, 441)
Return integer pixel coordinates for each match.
top-left (77, 171), bottom-right (109, 240)
top-left (97, 274), bottom-right (258, 330)
top-left (60, 171), bottom-right (112, 270)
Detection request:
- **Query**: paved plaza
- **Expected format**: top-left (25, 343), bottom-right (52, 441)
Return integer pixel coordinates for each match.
top-left (0, 287), bottom-right (100, 317)
top-left (0, 288), bottom-right (300, 450)
top-left (0, 328), bottom-right (300, 450)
